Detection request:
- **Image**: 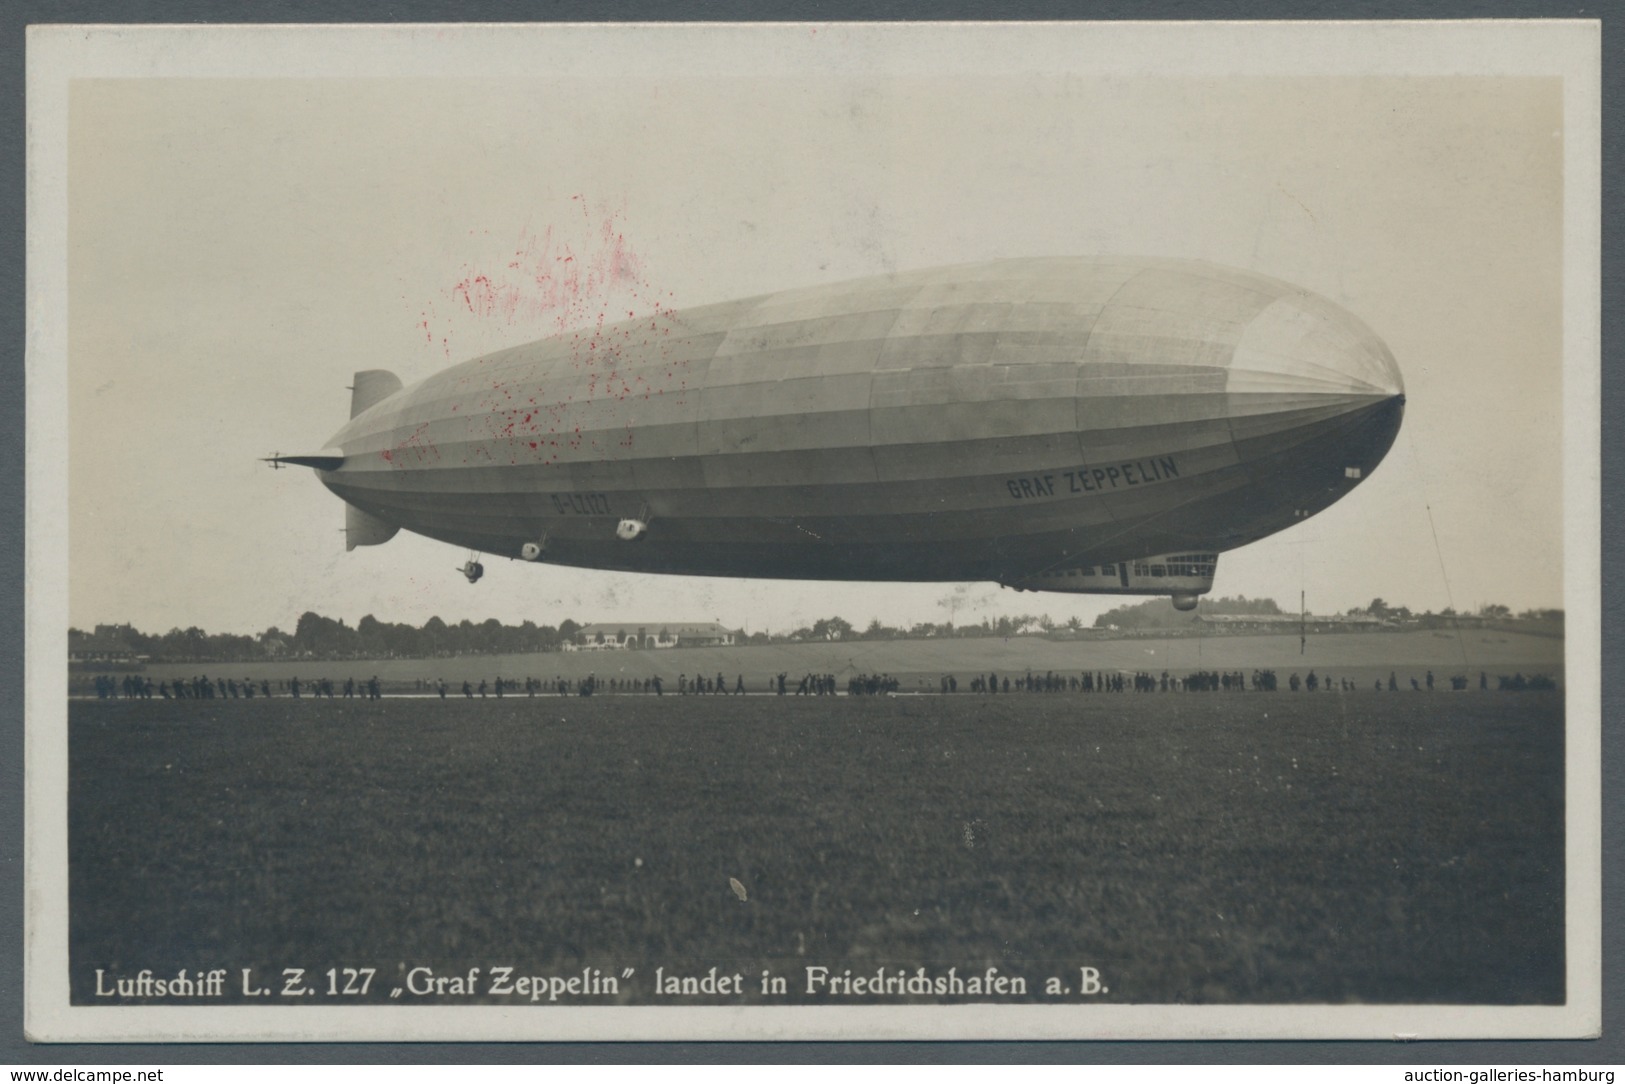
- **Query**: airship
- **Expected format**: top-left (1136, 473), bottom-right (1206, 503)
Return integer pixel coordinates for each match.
top-left (272, 257), bottom-right (1404, 610)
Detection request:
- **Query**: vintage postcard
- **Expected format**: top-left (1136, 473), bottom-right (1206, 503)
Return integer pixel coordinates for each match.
top-left (23, 21), bottom-right (1601, 1042)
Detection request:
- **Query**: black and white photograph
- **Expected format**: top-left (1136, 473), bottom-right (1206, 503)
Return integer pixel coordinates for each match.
top-left (23, 20), bottom-right (1601, 1042)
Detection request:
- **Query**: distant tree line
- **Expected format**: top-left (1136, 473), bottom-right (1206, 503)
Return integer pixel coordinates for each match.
top-left (71, 596), bottom-right (1563, 665)
top-left (1349, 599), bottom-right (1563, 627)
top-left (75, 610), bottom-right (1085, 662)
top-left (70, 613), bottom-right (586, 664)
top-left (759, 614), bottom-right (1082, 644)
top-left (1093, 595), bottom-right (1285, 630)
top-left (1091, 595), bottom-right (1561, 632)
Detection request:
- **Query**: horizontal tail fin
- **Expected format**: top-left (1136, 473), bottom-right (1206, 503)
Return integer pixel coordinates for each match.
top-left (265, 452), bottom-right (344, 471)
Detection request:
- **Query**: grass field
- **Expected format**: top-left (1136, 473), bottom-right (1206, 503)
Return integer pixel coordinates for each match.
top-left (69, 691), bottom-right (1564, 1006)
top-left (121, 628), bottom-right (1564, 694)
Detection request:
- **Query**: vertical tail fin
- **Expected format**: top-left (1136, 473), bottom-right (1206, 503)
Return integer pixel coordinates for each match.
top-left (350, 370), bottom-right (403, 418)
top-left (344, 372), bottom-right (402, 550)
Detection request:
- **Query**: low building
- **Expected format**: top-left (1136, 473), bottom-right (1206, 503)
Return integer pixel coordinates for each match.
top-left (564, 622), bottom-right (739, 652)
top-left (68, 625), bottom-right (142, 668)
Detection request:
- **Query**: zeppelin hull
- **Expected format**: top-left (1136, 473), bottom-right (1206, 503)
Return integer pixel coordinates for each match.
top-left (313, 257), bottom-right (1404, 589)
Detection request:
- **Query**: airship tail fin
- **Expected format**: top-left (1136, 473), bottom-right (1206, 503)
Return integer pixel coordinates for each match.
top-left (345, 504), bottom-right (399, 551)
top-left (350, 369), bottom-right (403, 418)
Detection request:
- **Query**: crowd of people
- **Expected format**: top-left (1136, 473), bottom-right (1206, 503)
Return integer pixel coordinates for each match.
top-left (88, 673), bottom-right (386, 700)
top-left (86, 666), bottom-right (1556, 700)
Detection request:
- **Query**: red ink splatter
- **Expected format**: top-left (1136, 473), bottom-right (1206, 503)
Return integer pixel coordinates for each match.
top-left (409, 196), bottom-right (691, 467)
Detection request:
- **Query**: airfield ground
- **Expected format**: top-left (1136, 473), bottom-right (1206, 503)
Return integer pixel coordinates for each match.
top-left (70, 689), bottom-right (1564, 1006)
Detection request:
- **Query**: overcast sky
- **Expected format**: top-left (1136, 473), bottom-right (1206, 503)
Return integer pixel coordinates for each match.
top-left (60, 27), bottom-right (1572, 636)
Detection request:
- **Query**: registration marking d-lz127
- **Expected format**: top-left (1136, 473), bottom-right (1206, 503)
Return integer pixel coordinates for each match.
top-left (550, 492), bottom-right (611, 516)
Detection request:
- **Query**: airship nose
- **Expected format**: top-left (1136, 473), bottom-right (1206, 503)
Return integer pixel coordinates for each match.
top-left (1229, 291), bottom-right (1404, 399)
top-left (1225, 291), bottom-right (1406, 491)
top-left (1341, 391), bottom-right (1406, 475)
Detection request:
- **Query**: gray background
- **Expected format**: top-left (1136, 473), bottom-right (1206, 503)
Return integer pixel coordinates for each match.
top-left (63, 65), bottom-right (1558, 637)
